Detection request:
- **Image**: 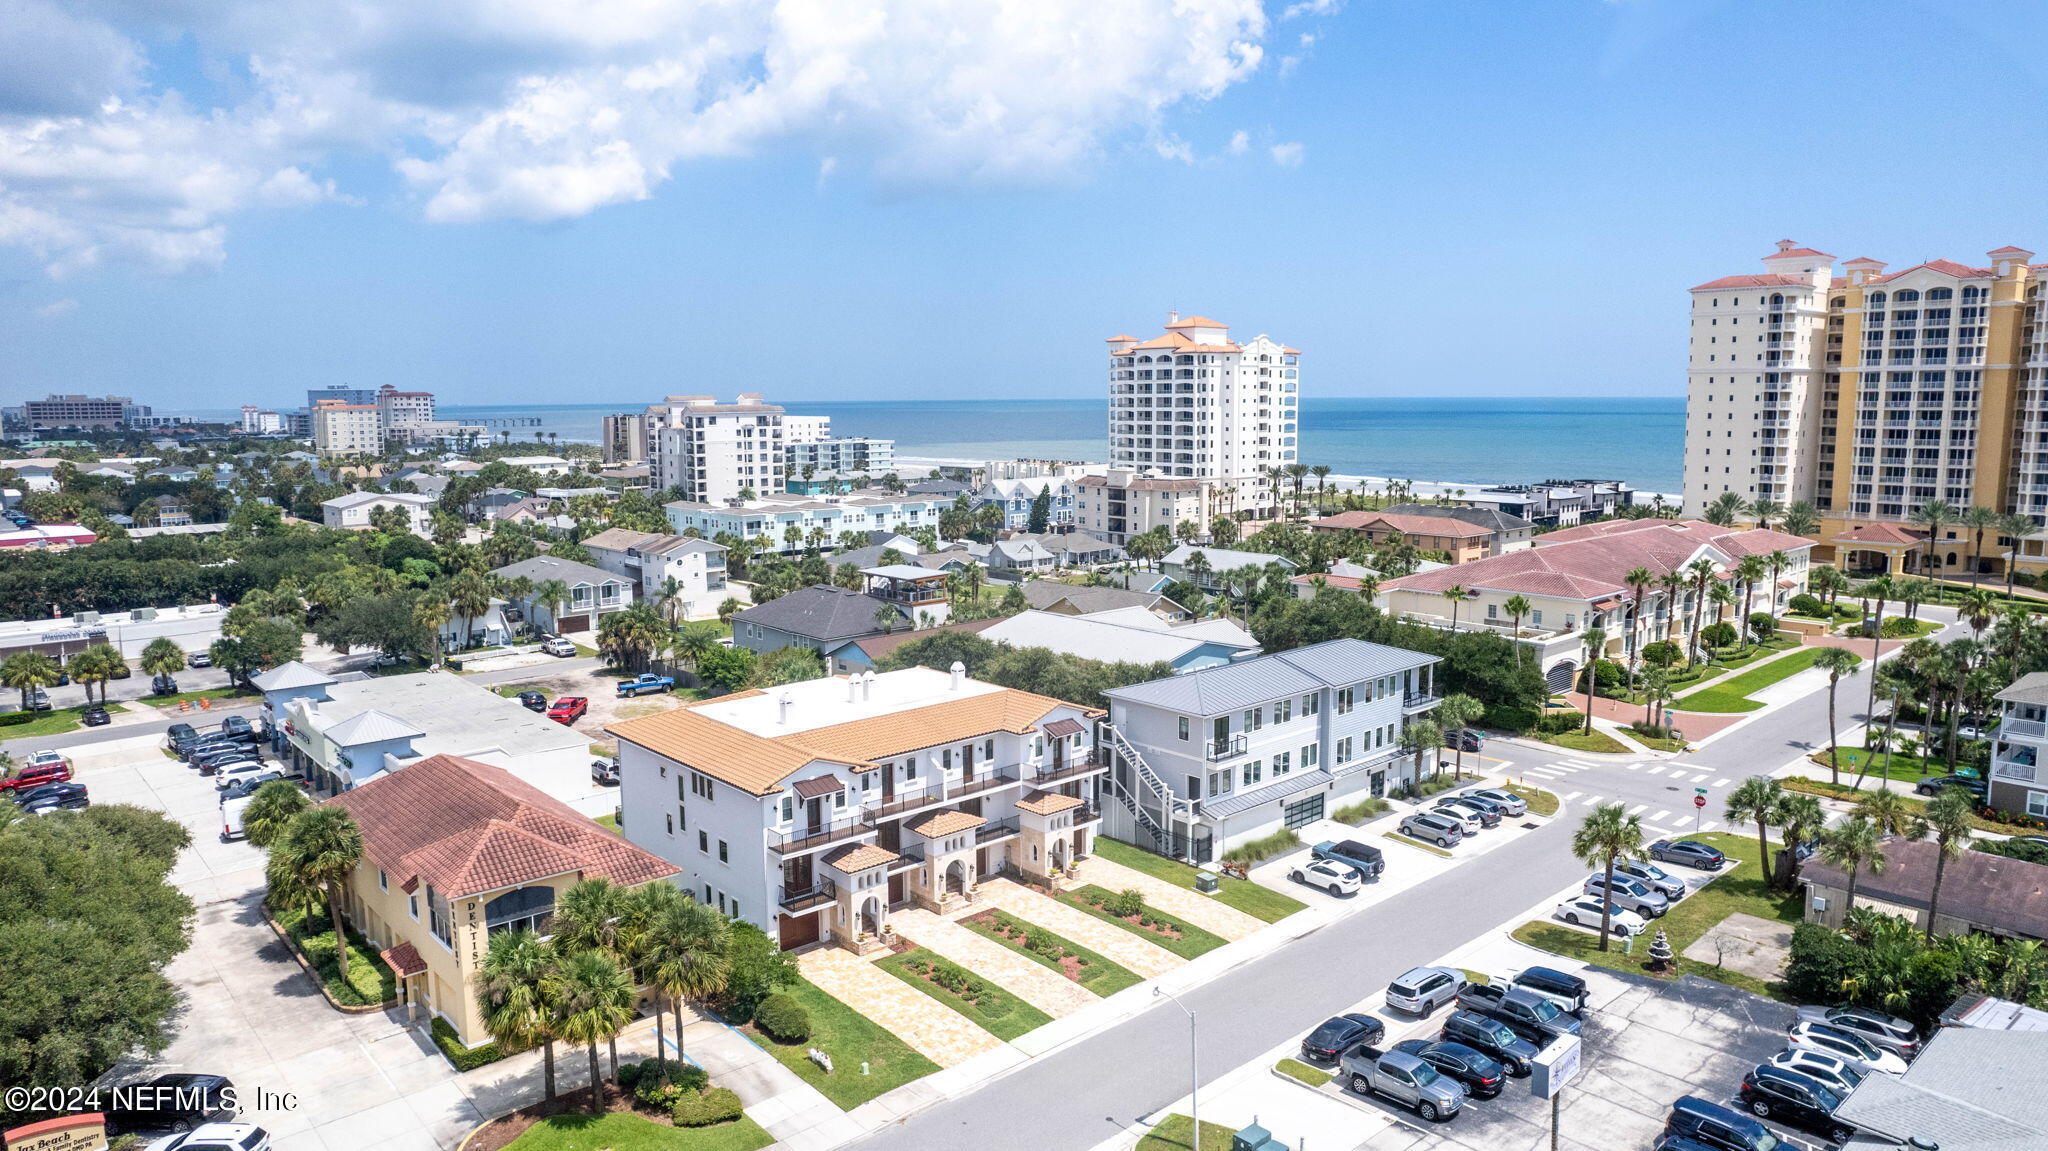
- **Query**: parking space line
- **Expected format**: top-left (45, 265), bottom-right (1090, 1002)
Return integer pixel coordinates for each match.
top-left (1584, 794), bottom-right (1603, 805)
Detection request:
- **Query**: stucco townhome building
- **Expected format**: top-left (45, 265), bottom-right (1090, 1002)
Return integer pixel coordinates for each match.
top-left (491, 555), bottom-right (635, 635)
top-left (325, 753), bottom-right (679, 1050)
top-left (607, 666), bottom-right (1106, 951)
top-left (319, 491), bottom-right (436, 536)
top-left (1099, 638), bottom-right (1440, 861)
top-left (1375, 517), bottom-right (1813, 692)
top-left (581, 527), bottom-right (745, 622)
top-left (1312, 506), bottom-right (1533, 564)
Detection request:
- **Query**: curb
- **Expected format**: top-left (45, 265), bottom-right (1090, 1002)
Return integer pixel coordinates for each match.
top-left (260, 903), bottom-right (397, 1015)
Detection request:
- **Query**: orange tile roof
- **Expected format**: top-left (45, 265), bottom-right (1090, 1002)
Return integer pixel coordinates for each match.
top-left (1690, 273), bottom-right (1816, 292)
top-left (1764, 246), bottom-right (1833, 260)
top-left (1833, 522), bottom-right (1925, 544)
top-left (1130, 333), bottom-right (1195, 350)
top-left (1869, 259), bottom-right (1994, 284)
top-left (1016, 790), bottom-right (1084, 816)
top-left (609, 705), bottom-right (827, 795)
top-left (1105, 334), bottom-right (1138, 342)
top-left (380, 941), bottom-right (427, 977)
top-left (1165, 316), bottom-right (1228, 329)
top-left (1314, 511), bottom-right (1490, 538)
top-left (325, 754), bottom-right (678, 899)
top-left (824, 843), bottom-right (898, 873)
top-left (907, 809), bottom-right (987, 838)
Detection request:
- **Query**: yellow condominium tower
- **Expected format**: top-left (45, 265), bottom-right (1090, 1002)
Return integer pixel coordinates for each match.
top-left (1685, 240), bottom-right (2039, 575)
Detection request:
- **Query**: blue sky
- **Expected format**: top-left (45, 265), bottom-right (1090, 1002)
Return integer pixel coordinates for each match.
top-left (4, 0), bottom-right (2048, 409)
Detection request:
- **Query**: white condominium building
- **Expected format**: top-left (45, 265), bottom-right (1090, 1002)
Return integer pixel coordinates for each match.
top-left (649, 394), bottom-right (787, 503)
top-left (311, 400), bottom-right (382, 457)
top-left (375, 385), bottom-right (436, 433)
top-left (1107, 312), bottom-right (1300, 496)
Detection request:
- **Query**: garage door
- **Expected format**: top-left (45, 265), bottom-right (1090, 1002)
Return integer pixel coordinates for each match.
top-left (556, 615), bottom-right (590, 634)
top-left (1283, 793), bottom-right (1325, 830)
top-left (778, 911), bottom-right (821, 949)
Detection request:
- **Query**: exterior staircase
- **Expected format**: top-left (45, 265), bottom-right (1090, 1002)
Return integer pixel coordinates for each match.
top-left (1101, 723), bottom-right (1197, 860)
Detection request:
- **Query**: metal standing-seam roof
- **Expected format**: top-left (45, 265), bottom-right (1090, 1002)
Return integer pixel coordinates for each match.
top-left (323, 709), bottom-right (427, 747)
top-left (251, 661), bottom-right (339, 692)
top-left (1102, 638), bottom-right (1437, 716)
top-left (1202, 768), bottom-right (1334, 819)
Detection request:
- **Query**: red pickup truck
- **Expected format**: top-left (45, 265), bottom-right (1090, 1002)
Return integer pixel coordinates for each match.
top-left (546, 697), bottom-right (589, 725)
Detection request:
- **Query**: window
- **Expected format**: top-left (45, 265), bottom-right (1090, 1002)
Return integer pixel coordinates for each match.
top-left (1273, 751), bottom-right (1291, 776)
top-left (690, 773), bottom-right (716, 800)
top-left (1275, 699), bottom-right (1292, 723)
top-left (409, 893), bottom-right (419, 919)
top-left (1302, 743), bottom-right (1319, 767)
top-left (427, 886), bottom-right (453, 947)
top-left (377, 869), bottom-right (387, 891)
top-left (666, 813), bottom-right (674, 835)
top-left (1303, 694), bottom-right (1320, 715)
top-left (718, 839), bottom-right (729, 863)
top-left (1187, 774), bottom-right (1201, 799)
top-left (780, 797), bottom-right (793, 822)
top-left (485, 885), bottom-right (556, 936)
top-left (1241, 760), bottom-right (1263, 786)
top-left (1178, 717), bottom-right (1190, 741)
top-left (1336, 687), bottom-right (1354, 714)
top-left (2029, 791), bottom-right (2048, 819)
top-left (1243, 707), bottom-right (1263, 732)
top-left (1336, 737), bottom-right (1353, 763)
top-left (698, 830), bottom-right (709, 853)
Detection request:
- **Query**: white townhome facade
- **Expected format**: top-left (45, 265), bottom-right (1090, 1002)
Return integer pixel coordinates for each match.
top-left (665, 490), bottom-right (958, 551)
top-left (608, 666), bottom-right (1106, 951)
top-left (649, 394), bottom-right (786, 503)
top-left (1990, 672), bottom-right (2048, 821)
top-left (320, 491), bottom-right (435, 536)
top-left (580, 527), bottom-right (743, 621)
top-left (1099, 638), bottom-right (1441, 861)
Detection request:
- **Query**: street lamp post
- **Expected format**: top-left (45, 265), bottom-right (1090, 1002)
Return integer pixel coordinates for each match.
top-left (1154, 986), bottom-right (1199, 1149)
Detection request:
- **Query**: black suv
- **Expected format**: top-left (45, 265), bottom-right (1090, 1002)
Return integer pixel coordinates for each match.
top-left (1301, 1013), bottom-right (1385, 1063)
top-left (1456, 983), bottom-right (1582, 1043)
top-left (517, 690), bottom-right (548, 712)
top-left (1439, 1010), bottom-right (1538, 1076)
top-left (1391, 1039), bottom-right (1505, 1099)
top-left (1737, 1065), bottom-right (1852, 1144)
top-left (1663, 1095), bottom-right (1782, 1151)
top-left (1913, 773), bottom-right (1987, 798)
top-left (1512, 966), bottom-right (1590, 1016)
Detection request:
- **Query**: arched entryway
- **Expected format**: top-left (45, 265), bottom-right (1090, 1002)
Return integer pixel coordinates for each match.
top-left (860, 896), bottom-right (882, 935)
top-left (1050, 837), bottom-right (1069, 872)
top-left (944, 859), bottom-right (968, 896)
top-left (1544, 660), bottom-right (1579, 694)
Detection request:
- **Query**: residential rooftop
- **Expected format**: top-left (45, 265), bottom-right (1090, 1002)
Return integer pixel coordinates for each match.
top-left (1103, 637), bottom-right (1436, 715)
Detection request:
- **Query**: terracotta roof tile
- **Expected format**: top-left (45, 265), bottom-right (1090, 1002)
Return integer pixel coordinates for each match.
top-left (907, 809), bottom-right (987, 838)
top-left (1869, 259), bottom-right (1994, 284)
top-left (1689, 273), bottom-right (1816, 292)
top-left (1381, 519), bottom-right (1813, 603)
top-left (1313, 511), bottom-right (1492, 538)
top-left (1016, 790), bottom-right (1084, 816)
top-left (1833, 523), bottom-right (1926, 544)
top-left (380, 941), bottom-right (426, 977)
top-left (1764, 246), bottom-right (1833, 260)
top-left (1165, 315), bottom-right (1228, 328)
top-left (324, 754), bottom-right (678, 899)
top-left (823, 843), bottom-right (898, 873)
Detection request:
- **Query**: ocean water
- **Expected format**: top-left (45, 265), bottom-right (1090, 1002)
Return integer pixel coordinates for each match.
top-left (194, 396), bottom-right (1687, 491)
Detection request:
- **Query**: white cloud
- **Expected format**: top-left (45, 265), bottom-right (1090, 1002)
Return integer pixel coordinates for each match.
top-left (1269, 141), bottom-right (1305, 167)
top-left (1228, 129), bottom-right (1250, 155)
top-left (1154, 135), bottom-right (1195, 164)
top-left (33, 298), bottom-right (77, 319)
top-left (0, 0), bottom-right (1284, 275)
top-left (1280, 0), bottom-right (1342, 19)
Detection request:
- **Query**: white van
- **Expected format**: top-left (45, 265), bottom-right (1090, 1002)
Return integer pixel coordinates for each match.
top-left (221, 794), bottom-right (256, 842)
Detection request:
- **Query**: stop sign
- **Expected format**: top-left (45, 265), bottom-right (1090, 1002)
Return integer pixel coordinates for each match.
top-left (1693, 795), bottom-right (1707, 809)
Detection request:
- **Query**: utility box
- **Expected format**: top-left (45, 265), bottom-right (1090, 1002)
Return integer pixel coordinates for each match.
top-left (1194, 873), bottom-right (1221, 895)
top-left (1233, 1122), bottom-right (1286, 1151)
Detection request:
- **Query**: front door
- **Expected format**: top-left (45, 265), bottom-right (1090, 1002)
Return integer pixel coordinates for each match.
top-left (887, 873), bottom-right (906, 906)
top-left (882, 762), bottom-right (896, 801)
top-left (1052, 739), bottom-right (1065, 773)
top-left (962, 745), bottom-right (976, 783)
top-left (1212, 716), bottom-right (1229, 755)
top-left (805, 797), bottom-right (824, 835)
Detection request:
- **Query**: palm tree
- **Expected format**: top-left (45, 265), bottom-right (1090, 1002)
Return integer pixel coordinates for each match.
top-left (1746, 498), bottom-right (1783, 531)
top-left (552, 878), bottom-right (633, 1076)
top-left (1399, 717), bottom-right (1443, 783)
top-left (1732, 555), bottom-right (1767, 652)
top-left (717, 597), bottom-right (744, 624)
top-left (1861, 573), bottom-right (1896, 737)
top-left (1724, 776), bottom-right (1784, 891)
top-left (1811, 647), bottom-right (1863, 785)
top-left (1685, 559), bottom-right (1718, 667)
top-left (242, 779), bottom-right (310, 847)
top-left (67, 643), bottom-right (125, 705)
top-left (264, 806), bottom-right (366, 979)
top-left (1921, 787), bottom-right (1974, 944)
top-left (448, 570), bottom-right (495, 649)
top-left (1910, 499), bottom-right (1956, 577)
top-left (672, 621), bottom-right (721, 677)
top-left (639, 895), bottom-right (731, 1076)
top-left (1960, 506), bottom-right (1998, 582)
top-left (139, 636), bottom-right (187, 682)
top-left (1958, 588), bottom-right (1996, 644)
top-left (1855, 787), bottom-right (1920, 837)
top-left (1819, 816), bottom-right (1887, 917)
top-left (1310, 464), bottom-right (1332, 514)
top-left (477, 929), bottom-right (562, 1100)
top-left (1774, 793), bottom-right (1826, 889)
top-left (1998, 512), bottom-right (2036, 598)
top-left (1503, 593), bottom-right (1531, 647)
top-left (1440, 585), bottom-right (1470, 631)
top-left (1619, 566), bottom-right (1654, 682)
top-left (1810, 564), bottom-right (1849, 610)
top-left (1436, 694), bottom-right (1484, 781)
top-left (1579, 627), bottom-right (1607, 735)
top-left (1763, 551), bottom-right (1789, 630)
top-left (1781, 501), bottom-right (1820, 537)
top-left (1, 651), bottom-right (61, 712)
top-left (534, 578), bottom-right (571, 634)
top-left (1703, 492), bottom-right (1745, 527)
top-left (655, 575), bottom-right (686, 625)
top-left (1639, 666), bottom-right (1673, 730)
top-left (1571, 803), bottom-right (1645, 951)
top-left (549, 950), bottom-right (637, 1115)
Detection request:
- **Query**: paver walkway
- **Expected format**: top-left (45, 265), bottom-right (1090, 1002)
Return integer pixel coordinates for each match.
top-left (1073, 855), bottom-right (1266, 940)
top-left (974, 878), bottom-right (1181, 979)
top-left (890, 908), bottom-right (1097, 1018)
top-left (797, 946), bottom-right (1000, 1068)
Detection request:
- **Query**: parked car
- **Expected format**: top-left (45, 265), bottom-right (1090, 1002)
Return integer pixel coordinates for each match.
top-left (1391, 1039), bottom-right (1505, 1099)
top-left (167, 722), bottom-right (199, 748)
top-left (1399, 811), bottom-right (1464, 848)
top-left (1386, 966), bottom-right (1467, 1015)
top-left (1, 759), bottom-right (73, 793)
top-left (1787, 1021), bottom-right (1910, 1075)
top-left (192, 749), bottom-right (260, 777)
top-left (151, 674), bottom-right (179, 696)
top-left (1300, 1013), bottom-right (1385, 1063)
top-left (187, 650), bottom-right (213, 668)
top-left (1766, 1048), bottom-right (1866, 1097)
top-left (1427, 804), bottom-right (1484, 835)
top-left (1649, 838), bottom-right (1727, 870)
top-left (1662, 1095), bottom-right (1783, 1151)
top-left (1554, 894), bottom-right (1647, 937)
top-left (181, 739), bottom-right (243, 764)
top-left (615, 673), bottom-right (676, 697)
top-left (1737, 1065), bottom-right (1854, 1144)
top-left (1614, 857), bottom-right (1687, 901)
top-left (516, 690), bottom-right (547, 712)
top-left (540, 635), bottom-right (577, 657)
top-left (144, 1122), bottom-right (271, 1151)
top-left (1443, 729), bottom-right (1483, 752)
top-left (1439, 1010), bottom-right (1538, 1076)
top-left (1456, 983), bottom-right (1582, 1044)
top-left (214, 762), bottom-right (273, 791)
top-left (23, 688), bottom-right (51, 711)
top-left (1583, 872), bottom-right (1671, 917)
top-left (218, 715), bottom-right (255, 739)
top-left (1288, 857), bottom-right (1363, 896)
top-left (25, 750), bottom-right (70, 773)
top-left (1339, 1043), bottom-right (1463, 1121)
top-left (591, 758), bottom-right (620, 786)
top-left (546, 697), bottom-right (588, 724)
top-left (1311, 839), bottom-right (1384, 879)
top-left (1793, 1005), bottom-right (1921, 1059)
top-left (1913, 773), bottom-right (1987, 798)
top-left (17, 781), bottom-right (88, 812)
top-left (1511, 967), bottom-right (1590, 1017)
top-left (81, 704), bottom-right (111, 726)
top-left (1651, 1135), bottom-right (1728, 1151)
top-left (1436, 798), bottom-right (1500, 828)
top-left (218, 772), bottom-right (284, 802)
top-left (105, 1073), bottom-right (236, 1134)
top-left (1465, 788), bottom-right (1527, 817)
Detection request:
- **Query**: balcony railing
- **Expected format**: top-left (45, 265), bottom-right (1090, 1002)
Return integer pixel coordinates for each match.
top-left (1992, 755), bottom-right (2037, 784)
top-left (1034, 749), bottom-right (1109, 785)
top-left (861, 784), bottom-right (946, 824)
top-left (1206, 733), bottom-right (1248, 761)
top-left (778, 877), bottom-right (837, 913)
top-left (1073, 803), bottom-right (1103, 824)
top-left (769, 817), bottom-right (876, 855)
top-left (1999, 717), bottom-right (2048, 742)
top-left (951, 763), bottom-right (1023, 800)
top-left (975, 816), bottom-right (1021, 844)
top-left (1404, 692), bottom-right (1442, 712)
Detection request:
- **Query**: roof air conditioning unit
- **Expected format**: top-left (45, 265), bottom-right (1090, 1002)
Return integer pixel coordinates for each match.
top-left (133, 607), bottom-right (157, 621)
top-left (73, 611), bottom-right (101, 625)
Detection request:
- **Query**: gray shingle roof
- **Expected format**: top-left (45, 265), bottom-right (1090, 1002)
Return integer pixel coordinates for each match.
top-left (1102, 638), bottom-right (1437, 715)
top-left (492, 555), bottom-right (630, 588)
top-left (1382, 503), bottom-right (1534, 532)
top-left (735, 585), bottom-right (897, 642)
top-left (1997, 671), bottom-right (2048, 707)
top-left (1162, 544), bottom-right (1295, 572)
top-left (1022, 582), bottom-right (1182, 615)
top-left (1832, 1027), bottom-right (2048, 1150)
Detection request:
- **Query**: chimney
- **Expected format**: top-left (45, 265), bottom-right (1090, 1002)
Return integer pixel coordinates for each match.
top-left (950, 660), bottom-right (966, 691)
top-left (846, 676), bottom-right (859, 703)
top-left (1166, 309), bottom-right (1179, 326)
top-left (777, 690), bottom-right (793, 725)
top-left (861, 670), bottom-right (875, 702)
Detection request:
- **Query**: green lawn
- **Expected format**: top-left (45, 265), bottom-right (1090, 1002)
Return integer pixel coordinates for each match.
top-left (274, 904), bottom-right (397, 1006)
top-left (1275, 1057), bottom-right (1331, 1087)
top-left (1504, 784), bottom-right (1558, 817)
top-left (1137, 1114), bottom-right (1238, 1151)
top-left (1064, 885), bottom-right (1228, 959)
top-left (1383, 831), bottom-right (1454, 857)
top-left (1676, 647), bottom-right (1826, 713)
top-left (138, 686), bottom-right (257, 707)
top-left (0, 701), bottom-right (129, 738)
top-left (504, 1112), bottom-right (772, 1151)
top-left (1535, 728), bottom-right (1629, 754)
top-left (1509, 831), bottom-right (1797, 998)
top-left (960, 909), bottom-right (1141, 996)
top-left (1779, 777), bottom-right (2041, 837)
top-left (875, 947), bottom-right (1053, 1042)
top-left (1093, 838), bottom-right (1306, 924)
top-left (1808, 747), bottom-right (1953, 787)
top-left (740, 977), bottom-right (937, 1110)
top-left (594, 813), bottom-right (621, 833)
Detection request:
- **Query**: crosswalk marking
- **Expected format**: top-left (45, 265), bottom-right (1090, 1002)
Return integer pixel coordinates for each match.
top-left (1628, 803), bottom-right (1649, 815)
top-left (1701, 820), bottom-right (1718, 831)
top-left (1530, 769), bottom-right (1566, 780)
top-left (1652, 810), bottom-right (1672, 822)
top-left (1647, 766), bottom-right (1666, 776)
top-left (1584, 795), bottom-right (1604, 806)
top-left (1563, 791), bottom-right (1583, 801)
top-left (1711, 778), bottom-right (1731, 787)
top-left (1626, 763), bottom-right (1641, 771)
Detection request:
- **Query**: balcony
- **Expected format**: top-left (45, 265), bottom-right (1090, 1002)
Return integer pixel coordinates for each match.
top-left (1206, 733), bottom-right (1248, 761)
top-left (1999, 717), bottom-right (2048, 742)
top-left (1992, 752), bottom-right (2037, 784)
top-left (975, 816), bottom-right (1021, 845)
top-left (950, 763), bottom-right (1023, 800)
top-left (1403, 692), bottom-right (1443, 713)
top-left (861, 784), bottom-right (947, 824)
top-left (778, 877), bottom-right (837, 913)
top-left (769, 817), bottom-right (877, 855)
top-left (1073, 803), bottom-right (1103, 825)
top-left (1034, 748), bottom-right (1109, 786)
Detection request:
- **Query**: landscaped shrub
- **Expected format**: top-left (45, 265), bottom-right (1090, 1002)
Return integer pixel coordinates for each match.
top-left (1629, 721), bottom-right (1680, 742)
top-left (1977, 837), bottom-right (2048, 865)
top-left (1748, 612), bottom-right (1777, 640)
top-left (1534, 710), bottom-right (1586, 736)
top-left (753, 993), bottom-right (812, 1044)
top-left (1333, 797), bottom-right (1391, 824)
top-left (1788, 593), bottom-right (1824, 616)
top-left (1220, 828), bottom-right (1300, 866)
top-left (1481, 703), bottom-right (1539, 733)
top-left (1880, 616), bottom-right (1918, 638)
top-left (672, 1086), bottom-right (744, 1127)
top-left (430, 1017), bottom-right (506, 1072)
top-left (1102, 888), bottom-right (1146, 919)
top-left (1641, 640), bottom-right (1682, 669)
top-left (1587, 659), bottom-right (1626, 690)
top-left (1783, 922), bottom-right (1856, 1004)
top-left (1700, 621), bottom-right (1737, 649)
top-left (1023, 925), bottom-right (1065, 959)
top-left (622, 1058), bottom-right (707, 1108)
